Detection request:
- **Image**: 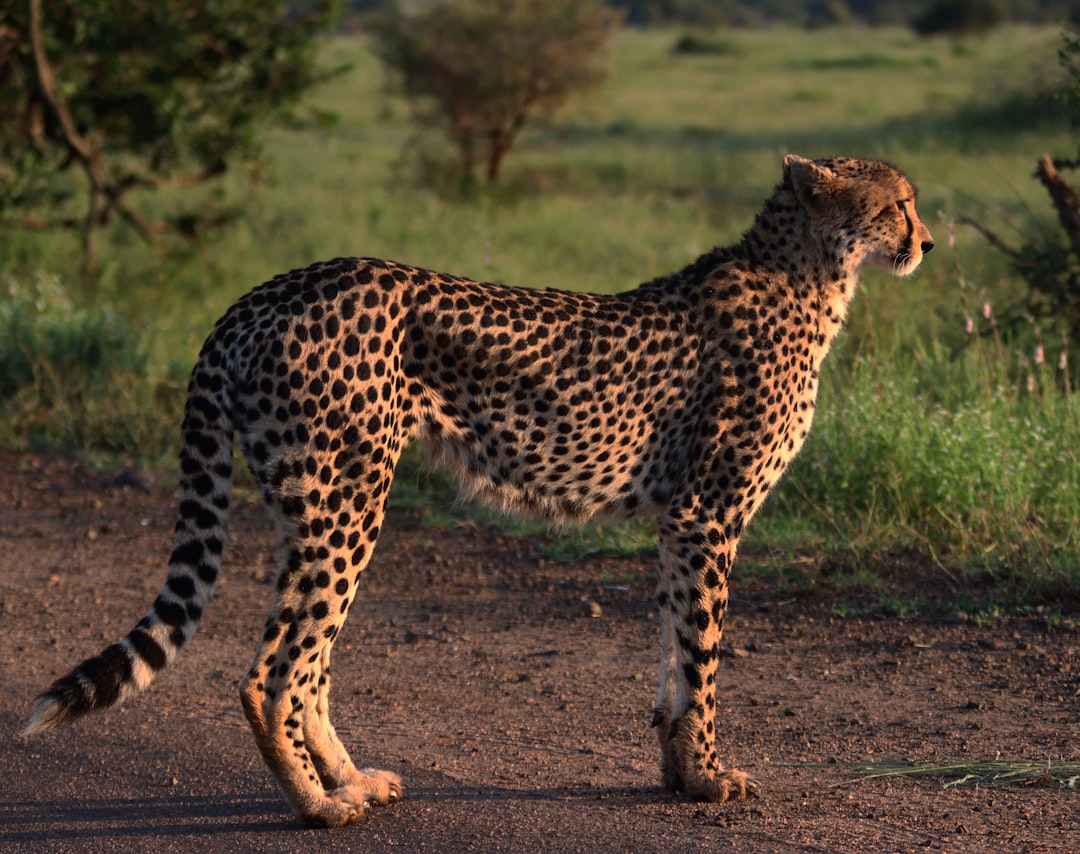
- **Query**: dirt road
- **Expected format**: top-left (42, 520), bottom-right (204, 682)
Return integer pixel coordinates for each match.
top-left (1, 452), bottom-right (1077, 852)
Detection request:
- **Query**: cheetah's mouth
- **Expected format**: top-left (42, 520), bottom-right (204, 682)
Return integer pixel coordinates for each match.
top-left (867, 244), bottom-right (922, 277)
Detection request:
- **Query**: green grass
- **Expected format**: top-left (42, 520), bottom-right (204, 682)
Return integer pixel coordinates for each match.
top-left (0, 272), bottom-right (183, 459)
top-left (750, 334), bottom-right (1079, 599)
top-left (1, 24), bottom-right (1077, 596)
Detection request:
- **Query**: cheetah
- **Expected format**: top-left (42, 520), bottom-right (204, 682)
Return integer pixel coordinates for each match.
top-left (25, 155), bottom-right (933, 827)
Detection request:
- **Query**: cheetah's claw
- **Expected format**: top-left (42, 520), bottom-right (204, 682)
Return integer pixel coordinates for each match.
top-left (300, 769), bottom-right (402, 827)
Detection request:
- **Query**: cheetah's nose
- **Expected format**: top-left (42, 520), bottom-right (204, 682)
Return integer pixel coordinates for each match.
top-left (921, 240), bottom-right (935, 254)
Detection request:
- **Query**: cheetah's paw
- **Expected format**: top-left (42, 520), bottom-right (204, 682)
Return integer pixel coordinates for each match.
top-left (685, 767), bottom-right (760, 803)
top-left (299, 770), bottom-right (403, 827)
top-left (343, 767), bottom-right (403, 806)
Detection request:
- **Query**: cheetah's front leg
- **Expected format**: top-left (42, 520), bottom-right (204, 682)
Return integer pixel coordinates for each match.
top-left (652, 514), bottom-right (759, 802)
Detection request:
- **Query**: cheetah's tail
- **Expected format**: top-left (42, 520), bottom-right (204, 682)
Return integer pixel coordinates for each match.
top-left (23, 337), bottom-right (236, 736)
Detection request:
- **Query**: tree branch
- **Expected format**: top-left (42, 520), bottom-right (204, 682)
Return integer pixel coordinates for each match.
top-left (0, 214), bottom-right (84, 231)
top-left (28, 0), bottom-right (97, 172)
top-left (956, 214), bottom-right (1021, 261)
top-left (29, 0), bottom-right (111, 281)
top-left (1035, 153), bottom-right (1080, 261)
top-left (113, 201), bottom-right (162, 243)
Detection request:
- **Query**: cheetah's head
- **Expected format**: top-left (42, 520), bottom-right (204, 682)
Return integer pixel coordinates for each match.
top-left (784, 155), bottom-right (934, 277)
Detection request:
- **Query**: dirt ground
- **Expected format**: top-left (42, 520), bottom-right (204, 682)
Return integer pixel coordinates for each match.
top-left (1, 450), bottom-right (1077, 853)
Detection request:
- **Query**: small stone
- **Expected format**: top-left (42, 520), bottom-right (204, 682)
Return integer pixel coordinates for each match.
top-left (115, 467), bottom-right (154, 492)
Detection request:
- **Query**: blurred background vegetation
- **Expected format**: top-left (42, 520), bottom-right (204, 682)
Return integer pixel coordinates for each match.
top-left (1, 0), bottom-right (1077, 601)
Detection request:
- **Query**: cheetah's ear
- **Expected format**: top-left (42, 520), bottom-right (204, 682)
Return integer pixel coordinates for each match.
top-left (784, 155), bottom-right (838, 211)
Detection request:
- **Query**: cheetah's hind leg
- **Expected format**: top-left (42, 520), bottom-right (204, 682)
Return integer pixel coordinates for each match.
top-left (238, 551), bottom-right (402, 827)
top-left (301, 645), bottom-right (402, 814)
top-left (237, 456), bottom-right (402, 826)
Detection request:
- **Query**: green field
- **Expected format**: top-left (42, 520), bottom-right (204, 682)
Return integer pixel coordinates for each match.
top-left (2, 25), bottom-right (1077, 599)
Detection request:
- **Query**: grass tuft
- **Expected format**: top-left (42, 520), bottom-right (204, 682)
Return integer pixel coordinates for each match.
top-left (830, 759), bottom-right (1080, 789)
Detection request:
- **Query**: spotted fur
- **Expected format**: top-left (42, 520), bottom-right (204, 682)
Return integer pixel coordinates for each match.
top-left (25, 155), bottom-right (933, 826)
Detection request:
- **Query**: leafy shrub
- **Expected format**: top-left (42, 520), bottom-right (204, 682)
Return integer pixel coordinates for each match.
top-left (804, 1), bottom-right (855, 29)
top-left (373, 0), bottom-right (621, 185)
top-left (1, 0), bottom-right (341, 282)
top-left (0, 273), bottom-right (141, 397)
top-left (671, 32), bottom-right (736, 55)
top-left (913, 0), bottom-right (1006, 37)
top-left (0, 273), bottom-right (180, 458)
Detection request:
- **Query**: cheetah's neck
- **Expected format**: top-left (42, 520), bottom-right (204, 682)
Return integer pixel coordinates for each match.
top-left (662, 187), bottom-right (863, 358)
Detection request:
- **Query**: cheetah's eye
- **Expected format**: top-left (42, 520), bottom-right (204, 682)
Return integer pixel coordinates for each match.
top-left (895, 200), bottom-right (905, 211)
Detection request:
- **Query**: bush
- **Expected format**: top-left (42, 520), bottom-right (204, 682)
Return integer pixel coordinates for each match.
top-left (373, 0), bottom-right (621, 185)
top-left (0, 273), bottom-right (141, 397)
top-left (913, 0), bottom-right (1006, 37)
top-left (671, 32), bottom-right (736, 55)
top-left (0, 273), bottom-right (180, 458)
top-left (805, 1), bottom-right (855, 29)
top-left (0, 0), bottom-right (341, 282)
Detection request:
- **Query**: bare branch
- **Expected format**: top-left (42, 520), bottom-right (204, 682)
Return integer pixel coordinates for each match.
top-left (28, 0), bottom-right (97, 173)
top-left (1051, 156), bottom-right (1080, 171)
top-left (1035, 153), bottom-right (1080, 261)
top-left (114, 202), bottom-right (162, 244)
top-left (956, 214), bottom-right (1021, 260)
top-left (0, 214), bottom-right (83, 231)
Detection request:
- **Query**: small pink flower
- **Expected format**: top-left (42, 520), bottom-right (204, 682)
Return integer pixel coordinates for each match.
top-left (1027, 373), bottom-right (1035, 393)
top-left (983, 301), bottom-right (992, 319)
top-left (1035, 345), bottom-right (1044, 365)
top-left (965, 316), bottom-right (974, 335)
top-left (947, 222), bottom-right (956, 249)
